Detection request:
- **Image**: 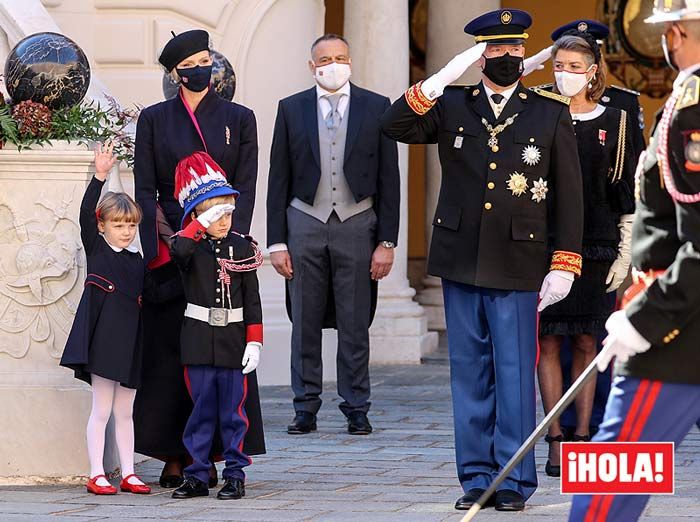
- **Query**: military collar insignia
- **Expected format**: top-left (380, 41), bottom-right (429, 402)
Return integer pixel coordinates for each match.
top-left (473, 88), bottom-right (480, 96)
top-left (519, 92), bottom-right (528, 100)
top-left (521, 145), bottom-right (541, 166)
top-left (676, 76), bottom-right (700, 111)
top-left (531, 178), bottom-right (548, 202)
top-left (507, 172), bottom-right (529, 197)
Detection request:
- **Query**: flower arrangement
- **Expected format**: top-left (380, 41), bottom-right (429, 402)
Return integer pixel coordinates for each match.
top-left (0, 78), bottom-right (140, 167)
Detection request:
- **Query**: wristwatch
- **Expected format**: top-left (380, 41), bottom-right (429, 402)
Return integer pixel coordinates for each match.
top-left (380, 241), bottom-right (396, 249)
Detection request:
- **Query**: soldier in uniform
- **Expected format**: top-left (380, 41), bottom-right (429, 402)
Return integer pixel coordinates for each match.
top-left (569, 2), bottom-right (700, 520)
top-left (381, 8), bottom-right (584, 512)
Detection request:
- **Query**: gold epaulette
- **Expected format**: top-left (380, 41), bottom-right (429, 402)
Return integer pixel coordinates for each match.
top-left (529, 87), bottom-right (570, 106)
top-left (676, 75), bottom-right (700, 110)
top-left (532, 82), bottom-right (554, 91)
top-left (610, 84), bottom-right (640, 96)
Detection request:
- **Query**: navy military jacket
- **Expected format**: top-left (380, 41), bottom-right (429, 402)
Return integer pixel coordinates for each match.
top-left (621, 72), bottom-right (700, 385)
top-left (170, 222), bottom-right (263, 369)
top-left (381, 81), bottom-right (583, 292)
top-left (134, 89), bottom-right (258, 264)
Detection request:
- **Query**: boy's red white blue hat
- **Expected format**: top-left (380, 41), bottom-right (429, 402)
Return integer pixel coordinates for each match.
top-left (174, 151), bottom-right (239, 228)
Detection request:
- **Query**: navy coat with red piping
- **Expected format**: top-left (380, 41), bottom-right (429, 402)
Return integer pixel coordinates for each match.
top-left (60, 177), bottom-right (145, 389)
top-left (170, 220), bottom-right (263, 369)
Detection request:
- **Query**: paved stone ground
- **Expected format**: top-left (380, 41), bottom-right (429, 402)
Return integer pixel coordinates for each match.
top-left (1, 355), bottom-right (698, 521)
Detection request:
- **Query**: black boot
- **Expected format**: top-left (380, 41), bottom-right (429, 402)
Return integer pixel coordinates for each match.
top-left (217, 478), bottom-right (245, 500)
top-left (171, 476), bottom-right (208, 499)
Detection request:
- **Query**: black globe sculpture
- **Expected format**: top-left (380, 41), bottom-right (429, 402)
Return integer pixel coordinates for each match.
top-left (162, 50), bottom-right (236, 101)
top-left (4, 32), bottom-right (91, 109)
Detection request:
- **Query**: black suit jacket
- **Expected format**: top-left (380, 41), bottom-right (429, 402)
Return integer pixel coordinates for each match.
top-left (266, 83), bottom-right (400, 246)
top-left (381, 82), bottom-right (583, 292)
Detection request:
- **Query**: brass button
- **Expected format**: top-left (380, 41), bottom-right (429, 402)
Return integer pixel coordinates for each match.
top-left (529, 233), bottom-right (535, 239)
top-left (484, 202), bottom-right (492, 210)
top-left (492, 145), bottom-right (499, 152)
top-left (216, 288), bottom-right (220, 293)
top-left (215, 248), bottom-right (220, 253)
top-left (529, 137), bottom-right (535, 143)
top-left (663, 336), bottom-right (671, 344)
top-left (487, 182), bottom-right (495, 189)
top-left (489, 162), bottom-right (497, 170)
top-left (458, 126), bottom-right (464, 132)
top-left (673, 329), bottom-right (680, 335)
top-left (437, 218), bottom-right (442, 224)
top-left (216, 298), bottom-right (221, 303)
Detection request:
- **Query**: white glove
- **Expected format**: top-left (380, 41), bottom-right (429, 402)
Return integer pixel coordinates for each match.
top-left (421, 42), bottom-right (487, 100)
top-left (241, 342), bottom-right (261, 375)
top-left (538, 269), bottom-right (575, 312)
top-left (522, 45), bottom-right (553, 77)
top-left (606, 214), bottom-right (634, 293)
top-left (596, 310), bottom-right (651, 371)
top-left (196, 203), bottom-right (235, 228)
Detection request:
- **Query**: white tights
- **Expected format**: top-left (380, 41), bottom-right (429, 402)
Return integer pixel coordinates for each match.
top-left (86, 375), bottom-right (142, 486)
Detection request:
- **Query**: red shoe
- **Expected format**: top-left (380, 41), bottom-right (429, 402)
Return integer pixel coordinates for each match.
top-left (120, 474), bottom-right (151, 494)
top-left (86, 475), bottom-right (117, 495)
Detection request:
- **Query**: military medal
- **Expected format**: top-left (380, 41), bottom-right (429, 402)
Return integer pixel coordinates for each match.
top-left (521, 145), bottom-right (541, 166)
top-left (481, 114), bottom-right (519, 152)
top-left (684, 131), bottom-right (700, 172)
top-left (453, 136), bottom-right (463, 149)
top-left (507, 172), bottom-right (529, 197)
top-left (598, 129), bottom-right (607, 146)
top-left (225, 125), bottom-right (231, 145)
top-left (530, 178), bottom-right (548, 203)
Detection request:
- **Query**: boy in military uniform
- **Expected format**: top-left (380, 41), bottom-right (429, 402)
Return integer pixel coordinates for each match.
top-left (169, 151), bottom-right (264, 500)
top-left (381, 8), bottom-right (584, 512)
top-left (569, 2), bottom-right (700, 520)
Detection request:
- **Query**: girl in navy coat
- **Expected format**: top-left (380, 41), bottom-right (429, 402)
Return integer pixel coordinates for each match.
top-left (60, 143), bottom-right (150, 496)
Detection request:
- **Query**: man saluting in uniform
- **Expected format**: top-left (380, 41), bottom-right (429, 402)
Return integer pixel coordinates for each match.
top-left (381, 8), bottom-right (584, 512)
top-left (570, 1), bottom-right (700, 520)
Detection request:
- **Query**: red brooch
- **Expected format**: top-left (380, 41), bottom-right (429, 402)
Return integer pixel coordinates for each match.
top-left (598, 129), bottom-right (607, 146)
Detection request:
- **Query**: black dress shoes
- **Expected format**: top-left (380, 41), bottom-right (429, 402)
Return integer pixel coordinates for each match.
top-left (495, 489), bottom-right (525, 511)
top-left (287, 411), bottom-right (317, 434)
top-left (171, 476), bottom-right (208, 499)
top-left (217, 478), bottom-right (245, 500)
top-left (454, 488), bottom-right (495, 510)
top-left (159, 473), bottom-right (184, 489)
top-left (347, 411), bottom-right (373, 435)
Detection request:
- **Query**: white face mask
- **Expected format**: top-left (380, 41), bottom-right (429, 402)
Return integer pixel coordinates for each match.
top-left (554, 65), bottom-right (594, 97)
top-left (314, 62), bottom-right (351, 91)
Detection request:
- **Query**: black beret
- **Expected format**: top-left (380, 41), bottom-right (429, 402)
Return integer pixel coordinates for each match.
top-left (159, 29), bottom-right (210, 71)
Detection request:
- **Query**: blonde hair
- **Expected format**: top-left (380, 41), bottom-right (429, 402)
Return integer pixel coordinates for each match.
top-left (552, 35), bottom-right (607, 103)
top-left (194, 194), bottom-right (236, 214)
top-left (97, 192), bottom-right (142, 223)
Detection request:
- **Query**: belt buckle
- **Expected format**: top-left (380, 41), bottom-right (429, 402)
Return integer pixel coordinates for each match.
top-left (208, 307), bottom-right (228, 327)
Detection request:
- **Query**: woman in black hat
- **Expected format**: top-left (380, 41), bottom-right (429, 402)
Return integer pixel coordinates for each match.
top-left (132, 29), bottom-right (264, 487)
top-left (537, 32), bottom-right (635, 478)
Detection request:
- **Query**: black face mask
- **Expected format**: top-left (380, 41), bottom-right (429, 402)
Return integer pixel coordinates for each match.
top-left (482, 53), bottom-right (524, 87)
top-left (176, 65), bottom-right (213, 92)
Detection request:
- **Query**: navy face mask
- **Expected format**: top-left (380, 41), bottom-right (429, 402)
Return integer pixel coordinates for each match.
top-left (176, 65), bottom-right (213, 92)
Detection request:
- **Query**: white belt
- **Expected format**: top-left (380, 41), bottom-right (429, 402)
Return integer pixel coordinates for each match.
top-left (185, 303), bottom-right (243, 326)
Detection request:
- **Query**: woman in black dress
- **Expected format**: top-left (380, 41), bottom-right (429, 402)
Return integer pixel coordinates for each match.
top-left (132, 29), bottom-right (263, 487)
top-left (538, 34), bottom-right (635, 476)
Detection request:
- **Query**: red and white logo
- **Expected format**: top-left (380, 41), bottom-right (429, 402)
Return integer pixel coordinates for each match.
top-left (561, 442), bottom-right (674, 495)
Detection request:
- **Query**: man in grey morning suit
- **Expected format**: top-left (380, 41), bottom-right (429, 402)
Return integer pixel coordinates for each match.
top-left (266, 34), bottom-right (400, 435)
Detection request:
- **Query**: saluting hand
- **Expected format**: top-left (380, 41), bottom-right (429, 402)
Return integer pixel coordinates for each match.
top-left (371, 244), bottom-right (394, 281)
top-left (94, 141), bottom-right (117, 181)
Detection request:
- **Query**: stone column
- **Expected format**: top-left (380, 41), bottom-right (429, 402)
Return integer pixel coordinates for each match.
top-left (0, 142), bottom-right (118, 480)
top-left (418, 0), bottom-right (499, 330)
top-left (345, 0), bottom-right (437, 363)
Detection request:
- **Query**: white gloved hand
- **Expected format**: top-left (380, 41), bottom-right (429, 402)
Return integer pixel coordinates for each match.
top-left (606, 214), bottom-right (634, 292)
top-left (196, 203), bottom-right (235, 228)
top-left (538, 269), bottom-right (575, 312)
top-left (596, 310), bottom-right (651, 371)
top-left (421, 42), bottom-right (488, 100)
top-left (522, 45), bottom-right (553, 77)
top-left (241, 342), bottom-right (261, 375)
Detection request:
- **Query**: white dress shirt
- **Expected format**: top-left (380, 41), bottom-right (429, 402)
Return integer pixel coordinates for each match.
top-left (269, 81), bottom-right (352, 254)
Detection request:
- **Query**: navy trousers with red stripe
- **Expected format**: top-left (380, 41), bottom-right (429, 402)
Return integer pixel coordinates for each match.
top-left (569, 375), bottom-right (700, 522)
top-left (183, 365), bottom-right (251, 484)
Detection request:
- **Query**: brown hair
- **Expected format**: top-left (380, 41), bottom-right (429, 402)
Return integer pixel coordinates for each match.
top-left (97, 192), bottom-right (142, 223)
top-left (194, 194), bottom-right (236, 214)
top-left (552, 35), bottom-right (607, 103)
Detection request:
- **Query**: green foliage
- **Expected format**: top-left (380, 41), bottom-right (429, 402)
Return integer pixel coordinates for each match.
top-left (0, 97), bottom-right (140, 167)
